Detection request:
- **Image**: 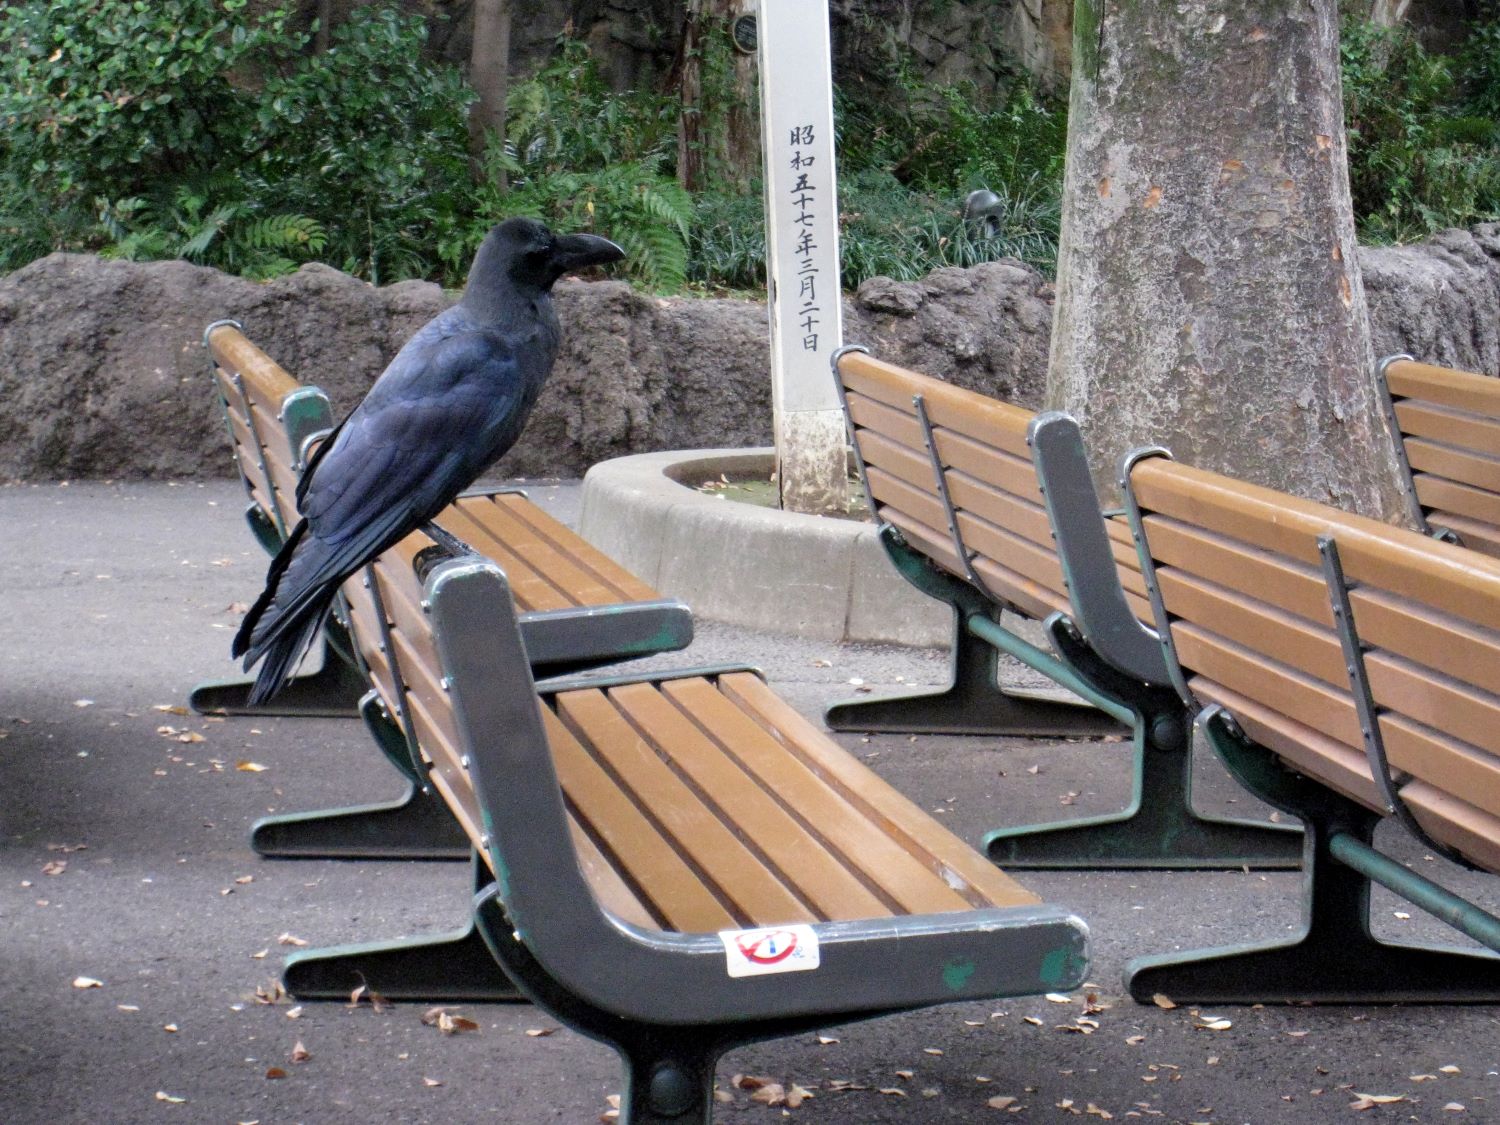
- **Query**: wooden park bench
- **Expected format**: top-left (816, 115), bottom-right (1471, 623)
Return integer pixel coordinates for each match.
top-left (1378, 354), bottom-right (1500, 557)
top-left (829, 346), bottom-right (1300, 870)
top-left (281, 536), bottom-right (1089, 1123)
top-left (1120, 448), bottom-right (1500, 1002)
top-left (198, 320), bottom-right (693, 859)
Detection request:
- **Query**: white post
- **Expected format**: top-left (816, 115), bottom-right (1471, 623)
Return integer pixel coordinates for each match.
top-left (757, 0), bottom-right (847, 515)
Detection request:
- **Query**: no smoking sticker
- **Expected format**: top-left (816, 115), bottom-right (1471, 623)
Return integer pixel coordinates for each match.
top-left (719, 924), bottom-right (821, 978)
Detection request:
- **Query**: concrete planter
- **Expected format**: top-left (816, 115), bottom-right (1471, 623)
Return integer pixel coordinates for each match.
top-left (577, 448), bottom-right (950, 646)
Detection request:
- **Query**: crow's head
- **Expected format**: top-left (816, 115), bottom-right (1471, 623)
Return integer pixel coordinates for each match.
top-left (471, 217), bottom-right (624, 297)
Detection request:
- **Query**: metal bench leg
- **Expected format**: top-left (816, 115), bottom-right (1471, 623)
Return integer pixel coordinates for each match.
top-left (250, 779), bottom-right (469, 860)
top-left (283, 855), bottom-right (524, 1002)
top-left (826, 610), bottom-right (1122, 736)
top-left (986, 627), bottom-right (1302, 868)
top-left (1125, 713), bottom-right (1500, 1003)
top-left (190, 633), bottom-right (366, 718)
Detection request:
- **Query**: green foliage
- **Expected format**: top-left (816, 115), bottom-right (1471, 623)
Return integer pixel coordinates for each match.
top-left (468, 39), bottom-right (693, 291)
top-left (1341, 19), bottom-right (1500, 243)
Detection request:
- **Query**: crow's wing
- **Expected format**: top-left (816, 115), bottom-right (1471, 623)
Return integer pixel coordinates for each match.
top-left (237, 328), bottom-right (531, 661)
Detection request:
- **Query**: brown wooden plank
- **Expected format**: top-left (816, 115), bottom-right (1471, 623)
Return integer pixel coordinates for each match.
top-left (1365, 650), bottom-right (1500, 762)
top-left (489, 493), bottom-right (661, 602)
top-left (555, 688), bottom-right (816, 926)
top-left (1191, 679), bottom-right (1390, 813)
top-left (661, 678), bottom-right (976, 916)
top-left (1376, 712), bottom-right (1500, 822)
top-left (428, 504), bottom-right (576, 613)
top-left (1156, 568), bottom-right (1347, 688)
top-left (1138, 515), bottom-right (1332, 627)
top-left (1131, 458), bottom-right (1500, 634)
top-left (601, 681), bottom-right (891, 922)
top-left (839, 351), bottom-right (1035, 460)
top-left (208, 324), bottom-right (302, 402)
top-left (567, 820), bottom-right (661, 930)
top-left (1403, 784), bottom-right (1500, 875)
top-left (538, 705), bottom-right (738, 932)
top-left (1413, 474), bottom-right (1500, 529)
top-left (1173, 626), bottom-right (1364, 751)
top-left (719, 673), bottom-right (1041, 909)
top-left (1349, 586), bottom-right (1500, 700)
top-left (1386, 360), bottom-right (1500, 421)
top-left (1405, 437), bottom-right (1500, 493)
top-left (1394, 398), bottom-right (1500, 457)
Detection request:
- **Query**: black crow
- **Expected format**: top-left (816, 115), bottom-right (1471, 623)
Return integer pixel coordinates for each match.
top-left (233, 217), bottom-right (624, 704)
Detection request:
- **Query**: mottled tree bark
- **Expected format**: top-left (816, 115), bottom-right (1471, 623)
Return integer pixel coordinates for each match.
top-left (1046, 0), bottom-right (1410, 521)
top-left (467, 0), bottom-right (512, 185)
top-left (676, 0), bottom-right (759, 193)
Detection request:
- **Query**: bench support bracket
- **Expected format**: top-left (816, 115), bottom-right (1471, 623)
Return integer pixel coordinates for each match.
top-left (825, 530), bottom-right (1124, 736)
top-left (248, 692), bottom-right (469, 861)
top-left (1126, 708), bottom-right (1500, 1003)
top-left (189, 620), bottom-right (366, 718)
top-left (986, 620), bottom-right (1302, 870)
top-left (283, 855), bottom-right (525, 1002)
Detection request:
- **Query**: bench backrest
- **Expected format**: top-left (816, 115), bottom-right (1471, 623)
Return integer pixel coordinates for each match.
top-left (835, 348), bottom-right (1163, 679)
top-left (1124, 452), bottom-right (1500, 873)
top-left (1381, 356), bottom-right (1500, 557)
top-left (205, 322), bottom-right (334, 542)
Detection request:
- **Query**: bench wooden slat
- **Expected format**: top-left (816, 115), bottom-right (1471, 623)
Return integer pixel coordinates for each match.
top-left (1414, 473), bottom-right (1500, 529)
top-left (601, 680), bottom-right (895, 921)
top-left (661, 677), bottom-right (979, 917)
top-left (1406, 436), bottom-right (1500, 493)
top-left (208, 325), bottom-right (302, 403)
top-left (1386, 359), bottom-right (1500, 421)
top-left (1157, 568), bottom-right (1348, 688)
top-left (1394, 399), bottom-right (1500, 456)
top-left (1365, 651), bottom-right (1500, 764)
top-left (487, 493), bottom-right (661, 603)
top-left (1132, 458), bottom-right (1500, 633)
top-left (1174, 625), bottom-right (1365, 750)
top-left (840, 352), bottom-right (1034, 461)
top-left (1190, 679), bottom-right (1390, 812)
top-left (554, 687), bottom-right (817, 926)
top-left (540, 704), bottom-right (740, 932)
top-left (1404, 784), bottom-right (1500, 873)
top-left (720, 673), bottom-right (1042, 909)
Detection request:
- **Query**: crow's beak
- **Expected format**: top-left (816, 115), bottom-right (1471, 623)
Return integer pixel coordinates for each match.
top-left (552, 232), bottom-right (625, 275)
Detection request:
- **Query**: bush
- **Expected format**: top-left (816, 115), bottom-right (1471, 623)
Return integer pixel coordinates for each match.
top-left (1341, 19), bottom-right (1500, 242)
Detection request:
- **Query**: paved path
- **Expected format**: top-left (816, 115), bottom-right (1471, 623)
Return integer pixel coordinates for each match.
top-left (3, 480), bottom-right (1497, 1124)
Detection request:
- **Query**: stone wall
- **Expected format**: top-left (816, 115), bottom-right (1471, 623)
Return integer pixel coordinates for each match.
top-left (0, 223), bottom-right (1495, 482)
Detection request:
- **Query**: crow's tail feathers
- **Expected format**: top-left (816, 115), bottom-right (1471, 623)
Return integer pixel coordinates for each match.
top-left (233, 519), bottom-right (342, 706)
top-left (244, 590), bottom-right (337, 706)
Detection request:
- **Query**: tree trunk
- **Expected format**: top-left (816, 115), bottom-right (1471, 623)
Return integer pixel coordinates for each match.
top-left (468, 0), bottom-right (512, 186)
top-left (1045, 0), bottom-right (1410, 521)
top-left (1368, 0), bottom-right (1413, 27)
top-left (314, 0), bottom-right (332, 53)
top-left (676, 0), bottom-right (759, 193)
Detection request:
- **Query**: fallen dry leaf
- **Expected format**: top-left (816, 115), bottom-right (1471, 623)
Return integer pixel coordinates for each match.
top-left (1196, 1017), bottom-right (1232, 1031)
top-left (154, 705), bottom-right (189, 715)
top-left (277, 932), bottom-right (308, 947)
top-left (72, 976), bottom-right (103, 989)
top-left (525, 1027), bottom-right (556, 1037)
top-left (923, 1047), bottom-right (944, 1056)
top-left (1046, 993), bottom-right (1072, 1004)
top-left (1444, 1102), bottom-right (1466, 1112)
top-left (41, 860), bottom-right (67, 876)
top-left (1151, 994), bottom-right (1177, 1009)
top-left (421, 1006), bottom-right (480, 1035)
top-left (1350, 1093), bottom-right (1407, 1111)
top-left (265, 1067), bottom-right (286, 1080)
top-left (290, 1041), bottom-right (310, 1063)
top-left (1440, 1065), bottom-right (1462, 1075)
top-left (877, 1087), bottom-right (907, 1097)
top-left (236, 760), bottom-right (267, 772)
top-left (1125, 1035), bottom-right (1146, 1046)
top-left (988, 1094), bottom-right (1021, 1110)
top-left (422, 1077), bottom-right (443, 1087)
top-left (815, 1034), bottom-right (839, 1045)
top-left (750, 1083), bottom-right (787, 1106)
top-left (154, 1091), bottom-right (186, 1104)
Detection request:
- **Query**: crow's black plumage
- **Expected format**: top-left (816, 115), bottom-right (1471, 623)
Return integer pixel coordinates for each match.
top-left (233, 217), bottom-right (623, 704)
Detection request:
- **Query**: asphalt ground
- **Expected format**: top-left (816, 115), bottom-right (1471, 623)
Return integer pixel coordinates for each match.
top-left (3, 479), bottom-right (1499, 1125)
